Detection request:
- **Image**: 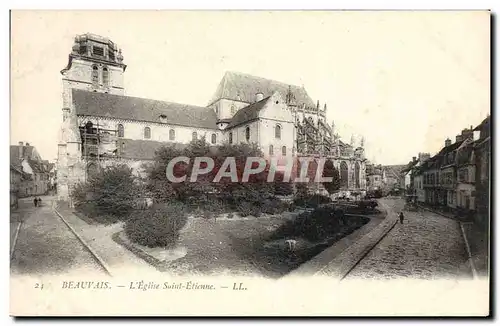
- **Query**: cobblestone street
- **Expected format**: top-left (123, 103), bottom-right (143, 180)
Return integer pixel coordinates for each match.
top-left (346, 199), bottom-right (472, 280)
top-left (10, 196), bottom-right (107, 277)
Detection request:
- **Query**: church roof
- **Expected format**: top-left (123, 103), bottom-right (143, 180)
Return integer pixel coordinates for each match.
top-left (226, 96), bottom-right (271, 129)
top-left (209, 71), bottom-right (316, 108)
top-left (72, 89), bottom-right (218, 130)
top-left (118, 139), bottom-right (189, 160)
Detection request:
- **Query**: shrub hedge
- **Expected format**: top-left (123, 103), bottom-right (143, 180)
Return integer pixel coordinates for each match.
top-left (125, 202), bottom-right (189, 248)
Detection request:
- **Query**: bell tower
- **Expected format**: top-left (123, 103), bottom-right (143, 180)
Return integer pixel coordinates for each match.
top-left (60, 33), bottom-right (127, 110)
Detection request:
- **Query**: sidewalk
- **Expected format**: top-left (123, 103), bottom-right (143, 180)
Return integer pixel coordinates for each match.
top-left (415, 204), bottom-right (469, 221)
top-left (54, 204), bottom-right (160, 277)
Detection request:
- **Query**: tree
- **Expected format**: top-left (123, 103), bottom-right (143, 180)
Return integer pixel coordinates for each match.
top-left (322, 160), bottom-right (341, 195)
top-left (72, 164), bottom-right (138, 219)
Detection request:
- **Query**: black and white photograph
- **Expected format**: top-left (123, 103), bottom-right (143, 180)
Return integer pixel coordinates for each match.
top-left (9, 9), bottom-right (491, 316)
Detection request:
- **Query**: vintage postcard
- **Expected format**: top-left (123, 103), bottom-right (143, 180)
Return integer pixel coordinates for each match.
top-left (9, 10), bottom-right (490, 316)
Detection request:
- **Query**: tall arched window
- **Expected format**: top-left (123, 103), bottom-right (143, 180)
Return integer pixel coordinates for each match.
top-left (169, 129), bottom-right (175, 140)
top-left (192, 131), bottom-right (198, 141)
top-left (229, 132), bottom-right (233, 144)
top-left (211, 133), bottom-right (217, 144)
top-left (102, 67), bottom-right (109, 86)
top-left (355, 162), bottom-right (360, 188)
top-left (282, 146), bottom-right (286, 156)
top-left (245, 126), bottom-right (250, 141)
top-left (231, 105), bottom-right (237, 115)
top-left (144, 127), bottom-right (151, 139)
top-left (269, 145), bottom-right (274, 155)
top-left (117, 124), bottom-right (124, 137)
top-left (91, 65), bottom-right (99, 84)
top-left (340, 161), bottom-right (349, 188)
top-left (275, 124), bottom-right (282, 139)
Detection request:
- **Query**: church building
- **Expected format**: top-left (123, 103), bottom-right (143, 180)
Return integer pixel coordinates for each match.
top-left (57, 33), bottom-right (367, 201)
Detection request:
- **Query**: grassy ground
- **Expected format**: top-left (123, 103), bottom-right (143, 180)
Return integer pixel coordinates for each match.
top-left (160, 214), bottom-right (370, 278)
top-left (158, 217), bottom-right (287, 277)
top-left (67, 199), bottom-right (377, 277)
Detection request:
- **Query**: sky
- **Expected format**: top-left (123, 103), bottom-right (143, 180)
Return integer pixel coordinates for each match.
top-left (10, 10), bottom-right (490, 165)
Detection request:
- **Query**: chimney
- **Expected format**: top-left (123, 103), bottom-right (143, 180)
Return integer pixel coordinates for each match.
top-left (445, 138), bottom-right (452, 147)
top-left (255, 92), bottom-right (264, 102)
top-left (455, 135), bottom-right (463, 143)
top-left (18, 142), bottom-right (24, 159)
top-left (419, 152), bottom-right (430, 162)
top-left (461, 128), bottom-right (473, 140)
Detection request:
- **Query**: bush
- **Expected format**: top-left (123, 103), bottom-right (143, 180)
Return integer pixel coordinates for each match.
top-left (273, 205), bottom-right (341, 241)
top-left (236, 201), bottom-right (263, 217)
top-left (70, 165), bottom-right (138, 221)
top-left (125, 202), bottom-right (189, 248)
top-left (273, 173), bottom-right (294, 196)
top-left (261, 198), bottom-right (288, 215)
top-left (357, 200), bottom-right (378, 211)
top-left (294, 194), bottom-right (332, 208)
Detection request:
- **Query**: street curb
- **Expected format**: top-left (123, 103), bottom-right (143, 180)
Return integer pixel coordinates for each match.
top-left (338, 218), bottom-right (398, 281)
top-left (53, 208), bottom-right (113, 277)
top-left (10, 222), bottom-right (22, 260)
top-left (459, 222), bottom-right (478, 280)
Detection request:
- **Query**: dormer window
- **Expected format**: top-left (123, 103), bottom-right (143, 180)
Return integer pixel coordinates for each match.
top-left (109, 51), bottom-right (115, 61)
top-left (93, 46), bottom-right (104, 56)
top-left (159, 114), bottom-right (168, 123)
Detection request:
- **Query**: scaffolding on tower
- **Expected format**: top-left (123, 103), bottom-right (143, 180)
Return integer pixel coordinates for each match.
top-left (80, 117), bottom-right (119, 182)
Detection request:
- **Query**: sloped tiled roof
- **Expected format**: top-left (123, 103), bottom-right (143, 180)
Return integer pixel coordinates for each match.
top-left (10, 164), bottom-right (25, 176)
top-left (226, 96), bottom-right (270, 129)
top-left (473, 115), bottom-right (490, 131)
top-left (117, 139), bottom-right (189, 160)
top-left (209, 71), bottom-right (316, 108)
top-left (72, 89), bottom-right (218, 130)
top-left (437, 139), bottom-right (464, 156)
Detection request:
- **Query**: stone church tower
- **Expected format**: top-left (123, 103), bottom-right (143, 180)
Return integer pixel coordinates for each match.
top-left (57, 33), bottom-right (126, 202)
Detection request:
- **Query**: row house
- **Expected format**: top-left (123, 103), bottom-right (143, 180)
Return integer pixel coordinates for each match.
top-left (10, 142), bottom-right (53, 197)
top-left (409, 115), bottom-right (490, 223)
top-left (400, 152), bottom-right (431, 201)
top-left (473, 116), bottom-right (491, 227)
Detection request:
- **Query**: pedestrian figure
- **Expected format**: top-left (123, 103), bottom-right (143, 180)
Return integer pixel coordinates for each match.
top-left (399, 212), bottom-right (404, 224)
top-left (37, 197), bottom-right (42, 207)
top-left (33, 197), bottom-right (38, 207)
